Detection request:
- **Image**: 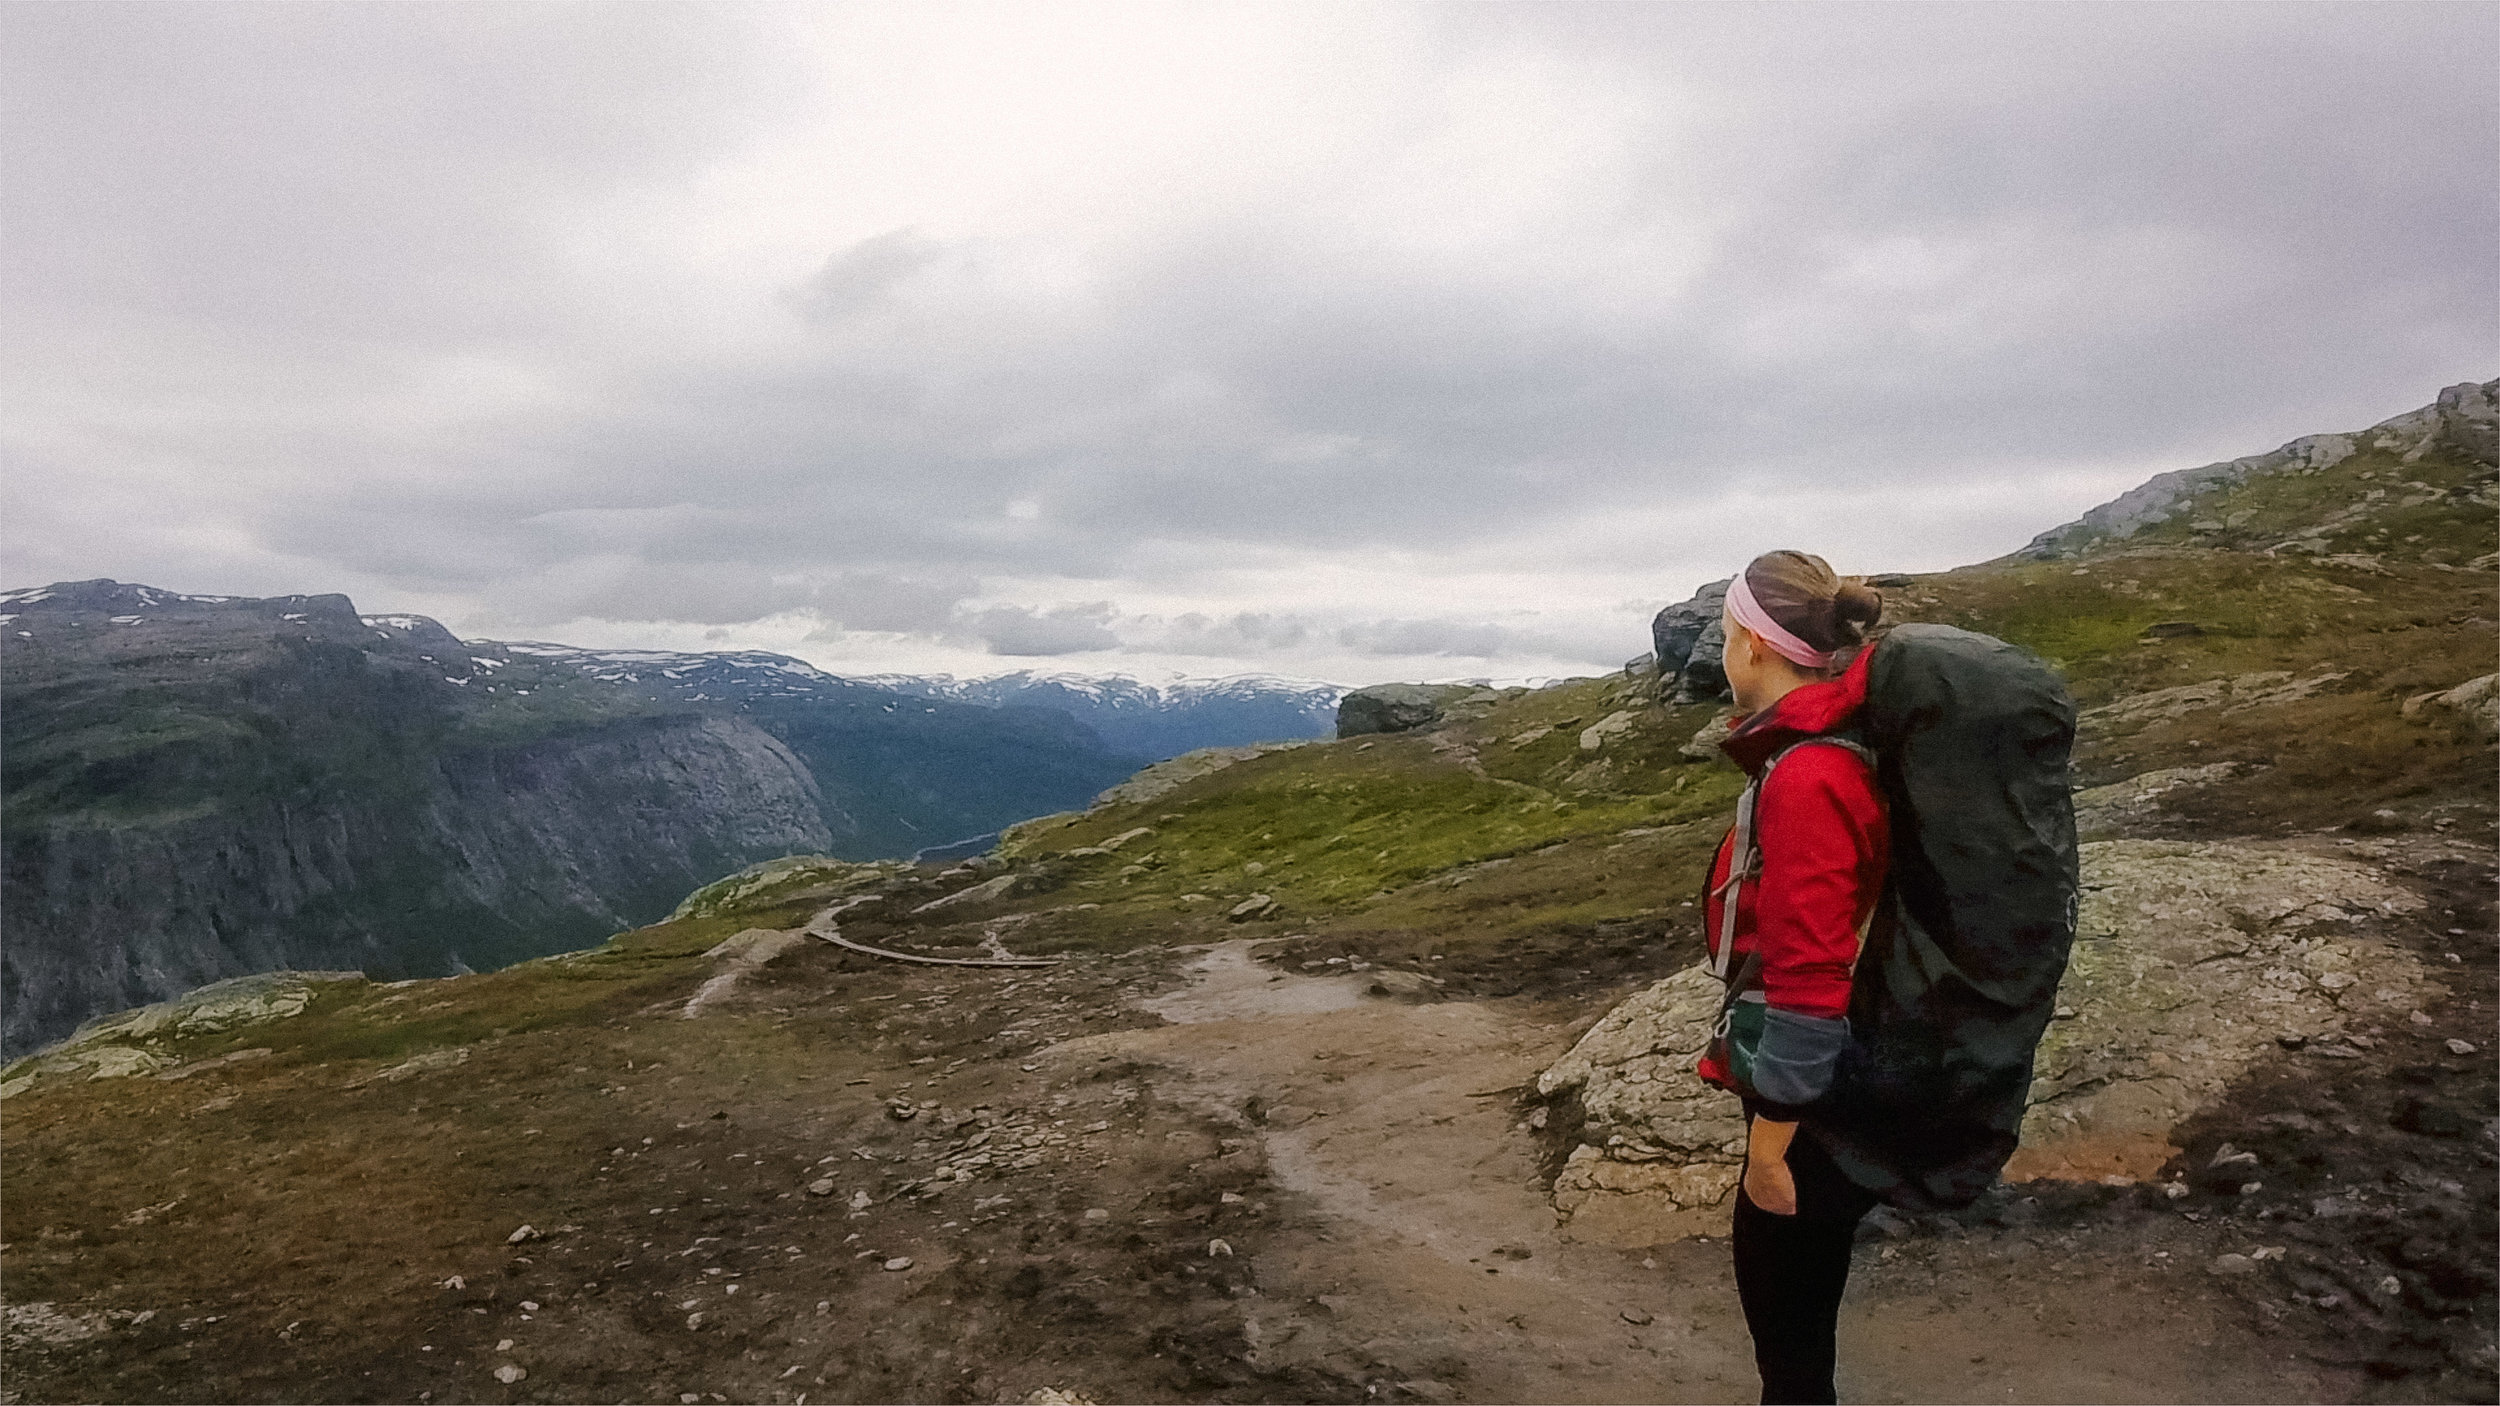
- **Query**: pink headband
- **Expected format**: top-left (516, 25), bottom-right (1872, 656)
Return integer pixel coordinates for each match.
top-left (1726, 572), bottom-right (1835, 670)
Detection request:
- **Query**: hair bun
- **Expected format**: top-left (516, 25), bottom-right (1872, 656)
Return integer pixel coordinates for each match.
top-left (1834, 581), bottom-right (1884, 636)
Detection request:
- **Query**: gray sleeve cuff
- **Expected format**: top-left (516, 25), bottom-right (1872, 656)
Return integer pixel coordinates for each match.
top-left (1751, 1007), bottom-right (1850, 1107)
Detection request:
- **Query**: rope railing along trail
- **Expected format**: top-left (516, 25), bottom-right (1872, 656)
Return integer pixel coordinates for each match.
top-left (805, 895), bottom-right (1062, 969)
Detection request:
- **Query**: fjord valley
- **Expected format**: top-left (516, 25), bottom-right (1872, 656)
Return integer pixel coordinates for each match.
top-left (1, 379), bottom-right (2494, 1405)
top-left (0, 587), bottom-right (1173, 1055)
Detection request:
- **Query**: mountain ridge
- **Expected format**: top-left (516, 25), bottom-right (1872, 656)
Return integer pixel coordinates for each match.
top-left (858, 669), bottom-right (1345, 761)
top-left (0, 585), bottom-right (1143, 1053)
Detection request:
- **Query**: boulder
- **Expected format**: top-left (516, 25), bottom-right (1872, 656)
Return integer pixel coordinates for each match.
top-left (1677, 710), bottom-right (1738, 762)
top-left (1335, 684), bottom-right (1477, 738)
top-left (2402, 672), bottom-right (2500, 740)
top-left (1578, 710), bottom-right (1641, 753)
top-left (1649, 580), bottom-right (1731, 704)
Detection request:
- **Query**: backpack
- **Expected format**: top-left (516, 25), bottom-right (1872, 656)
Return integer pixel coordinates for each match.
top-left (1721, 624), bottom-right (2082, 1210)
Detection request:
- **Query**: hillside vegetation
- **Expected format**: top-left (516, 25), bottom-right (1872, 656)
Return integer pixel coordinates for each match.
top-left (1, 382), bottom-right (2492, 1404)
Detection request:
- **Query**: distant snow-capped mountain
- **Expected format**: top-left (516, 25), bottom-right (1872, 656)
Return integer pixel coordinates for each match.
top-left (858, 670), bottom-right (1347, 761)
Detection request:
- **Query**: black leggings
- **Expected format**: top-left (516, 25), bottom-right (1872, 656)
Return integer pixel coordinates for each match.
top-left (1732, 1128), bottom-right (1880, 1405)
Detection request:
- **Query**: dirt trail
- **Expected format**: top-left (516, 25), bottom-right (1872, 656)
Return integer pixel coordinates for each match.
top-left (1048, 940), bottom-right (2347, 1404)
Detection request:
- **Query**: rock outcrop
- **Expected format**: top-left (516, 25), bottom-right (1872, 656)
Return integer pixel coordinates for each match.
top-left (2403, 672), bottom-right (2500, 741)
top-left (1536, 838), bottom-right (2431, 1243)
top-left (2015, 379), bottom-right (2499, 560)
top-left (1335, 684), bottom-right (1483, 737)
top-left (1649, 579), bottom-right (1731, 704)
top-left (1, 970), bottom-right (365, 1095)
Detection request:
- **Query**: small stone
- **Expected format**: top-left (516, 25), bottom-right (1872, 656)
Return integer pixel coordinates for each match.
top-left (2162, 1182), bottom-right (2190, 1200)
top-left (685, 1312), bottom-right (705, 1330)
top-left (2409, 1010), bottom-right (2434, 1026)
top-left (2377, 1274), bottom-right (2402, 1297)
top-left (807, 1178), bottom-right (837, 1196)
top-left (492, 1364), bottom-right (526, 1385)
top-left (496, 1338), bottom-right (515, 1351)
top-left (887, 1099), bottom-right (919, 1121)
top-left (505, 1224), bottom-right (538, 1245)
top-left (2250, 1245), bottom-right (2286, 1261)
top-left (1083, 1208), bottom-right (1110, 1222)
top-left (1207, 1239), bottom-right (1233, 1257)
top-left (2053, 1006), bottom-right (2077, 1020)
top-left (439, 1275), bottom-right (466, 1290)
top-left (882, 1257), bottom-right (913, 1272)
top-left (518, 1300), bottom-right (538, 1311)
top-left (849, 1190), bottom-right (872, 1211)
top-left (2445, 1039), bottom-right (2477, 1055)
top-left (2239, 1181), bottom-right (2263, 1195)
top-left (2275, 1032), bottom-right (2306, 1050)
top-left (1620, 1309), bottom-right (1654, 1325)
top-left (2207, 1144), bottom-right (2258, 1170)
top-left (2208, 1253), bottom-right (2257, 1276)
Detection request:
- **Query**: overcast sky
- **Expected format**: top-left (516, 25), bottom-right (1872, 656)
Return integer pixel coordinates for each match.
top-left (4, 3), bottom-right (2493, 684)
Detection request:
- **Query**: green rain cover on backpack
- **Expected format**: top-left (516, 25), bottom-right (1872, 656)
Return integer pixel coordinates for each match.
top-left (1808, 624), bottom-right (2081, 1210)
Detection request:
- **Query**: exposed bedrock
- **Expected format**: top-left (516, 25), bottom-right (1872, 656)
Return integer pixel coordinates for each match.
top-left (1535, 838), bottom-right (2430, 1245)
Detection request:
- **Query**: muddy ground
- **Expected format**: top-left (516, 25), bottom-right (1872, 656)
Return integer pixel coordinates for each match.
top-left (4, 816), bottom-right (2492, 1406)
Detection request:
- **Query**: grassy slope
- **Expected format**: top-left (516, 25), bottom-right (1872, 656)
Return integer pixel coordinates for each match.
top-left (11, 416), bottom-right (2489, 1091)
top-left (1, 412), bottom-right (2491, 1402)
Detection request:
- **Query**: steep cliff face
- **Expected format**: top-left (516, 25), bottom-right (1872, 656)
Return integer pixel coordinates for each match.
top-left (1, 584), bottom-right (839, 1054)
top-left (471, 645), bottom-right (1148, 856)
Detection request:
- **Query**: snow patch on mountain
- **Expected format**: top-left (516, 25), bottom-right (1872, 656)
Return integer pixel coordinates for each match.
top-left (859, 669), bottom-right (1348, 761)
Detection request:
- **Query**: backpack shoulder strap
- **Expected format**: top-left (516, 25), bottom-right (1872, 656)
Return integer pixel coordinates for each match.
top-left (1710, 736), bottom-right (1877, 984)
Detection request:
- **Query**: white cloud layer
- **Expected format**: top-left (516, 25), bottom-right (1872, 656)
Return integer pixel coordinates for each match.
top-left (3, 2), bottom-right (2493, 684)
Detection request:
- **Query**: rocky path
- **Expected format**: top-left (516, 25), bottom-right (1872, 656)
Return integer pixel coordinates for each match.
top-left (1037, 939), bottom-right (2350, 1404)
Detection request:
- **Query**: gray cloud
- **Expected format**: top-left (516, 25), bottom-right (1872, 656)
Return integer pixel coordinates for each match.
top-left (960, 602), bottom-right (1121, 657)
top-left (2, 3), bottom-right (2492, 683)
top-left (1336, 617), bottom-right (1543, 659)
top-left (788, 229), bottom-right (951, 325)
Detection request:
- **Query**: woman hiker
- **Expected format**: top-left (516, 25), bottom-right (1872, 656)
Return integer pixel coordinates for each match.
top-left (1698, 550), bottom-right (1890, 1406)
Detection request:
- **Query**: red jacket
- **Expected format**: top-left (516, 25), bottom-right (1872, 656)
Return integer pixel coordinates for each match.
top-left (1697, 644), bottom-right (1890, 1097)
